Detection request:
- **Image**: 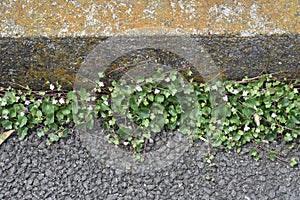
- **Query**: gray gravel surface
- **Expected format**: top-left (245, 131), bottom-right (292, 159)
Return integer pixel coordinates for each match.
top-left (1, 130), bottom-right (299, 200)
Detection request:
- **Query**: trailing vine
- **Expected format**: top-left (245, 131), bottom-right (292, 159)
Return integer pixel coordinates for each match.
top-left (0, 70), bottom-right (299, 167)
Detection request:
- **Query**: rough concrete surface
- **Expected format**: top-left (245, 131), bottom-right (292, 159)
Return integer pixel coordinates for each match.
top-left (0, 0), bottom-right (299, 37)
top-left (0, 35), bottom-right (299, 89)
top-left (0, 0), bottom-right (299, 88)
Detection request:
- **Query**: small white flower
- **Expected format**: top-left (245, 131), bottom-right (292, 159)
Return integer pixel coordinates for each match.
top-left (50, 84), bottom-right (55, 90)
top-left (271, 113), bottom-right (277, 118)
top-left (136, 85), bottom-right (143, 92)
top-left (222, 95), bottom-right (228, 102)
top-left (98, 82), bottom-right (104, 87)
top-left (103, 100), bottom-right (108, 105)
top-left (59, 98), bottom-right (65, 104)
top-left (242, 91), bottom-right (248, 97)
top-left (52, 99), bottom-right (58, 104)
top-left (20, 112), bottom-right (25, 116)
top-left (255, 128), bottom-right (260, 133)
top-left (87, 105), bottom-right (93, 111)
top-left (232, 89), bottom-right (239, 94)
top-left (25, 100), bottom-right (30, 105)
top-left (91, 96), bottom-right (96, 101)
top-left (228, 126), bottom-right (233, 131)
top-left (16, 96), bottom-right (20, 101)
top-left (244, 125), bottom-right (250, 132)
top-left (231, 107), bottom-right (236, 112)
top-left (138, 97), bottom-right (142, 104)
top-left (3, 115), bottom-right (8, 119)
top-left (38, 99), bottom-right (42, 103)
top-left (165, 77), bottom-right (170, 82)
top-left (154, 89), bottom-right (160, 94)
top-left (243, 96), bottom-right (249, 100)
top-left (217, 120), bottom-right (222, 125)
top-left (212, 84), bottom-right (218, 90)
top-left (1, 101), bottom-right (7, 106)
top-left (254, 113), bottom-right (260, 127)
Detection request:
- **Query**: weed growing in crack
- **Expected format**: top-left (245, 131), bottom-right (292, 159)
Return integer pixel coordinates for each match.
top-left (0, 72), bottom-right (299, 167)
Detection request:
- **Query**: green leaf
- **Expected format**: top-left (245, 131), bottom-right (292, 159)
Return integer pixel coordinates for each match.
top-left (135, 76), bottom-right (144, 83)
top-left (112, 93), bottom-right (125, 107)
top-left (142, 99), bottom-right (149, 106)
top-left (138, 107), bottom-right (150, 119)
top-left (39, 91), bottom-right (46, 95)
top-left (2, 120), bottom-right (12, 130)
top-left (62, 108), bottom-right (71, 115)
top-left (2, 109), bottom-right (9, 116)
top-left (233, 133), bottom-right (241, 141)
top-left (44, 113), bottom-right (55, 125)
top-left (18, 127), bottom-right (28, 140)
top-left (58, 129), bottom-right (68, 138)
top-left (109, 118), bottom-right (116, 126)
top-left (170, 71), bottom-right (177, 81)
top-left (150, 118), bottom-right (164, 133)
top-left (244, 99), bottom-right (259, 108)
top-left (85, 115), bottom-right (94, 130)
top-left (279, 97), bottom-right (289, 107)
top-left (284, 133), bottom-right (293, 142)
top-left (42, 101), bottom-right (54, 115)
top-left (129, 96), bottom-right (139, 111)
top-left (254, 156), bottom-right (260, 161)
top-left (18, 115), bottom-right (28, 128)
top-left (145, 77), bottom-right (153, 83)
top-left (175, 105), bottom-right (182, 114)
top-left (98, 72), bottom-right (105, 78)
top-left (37, 130), bottom-right (45, 137)
top-left (155, 95), bottom-right (164, 103)
top-left (168, 105), bottom-right (177, 117)
top-left (48, 133), bottom-right (59, 142)
top-left (212, 139), bottom-right (222, 147)
top-left (117, 126), bottom-right (132, 138)
top-left (141, 119), bottom-right (150, 127)
top-left (77, 88), bottom-right (89, 101)
top-left (143, 133), bottom-right (151, 139)
top-left (268, 151), bottom-right (277, 161)
top-left (265, 133), bottom-right (276, 141)
top-left (249, 149), bottom-right (258, 157)
top-left (242, 107), bottom-right (255, 118)
top-left (290, 158), bottom-right (298, 167)
top-left (21, 95), bottom-right (26, 101)
top-left (56, 112), bottom-right (64, 121)
top-left (243, 132), bottom-right (253, 143)
top-left (170, 88), bottom-right (177, 96)
top-left (147, 94), bottom-right (154, 102)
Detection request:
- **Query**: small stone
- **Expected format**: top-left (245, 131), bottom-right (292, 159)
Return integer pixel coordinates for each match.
top-left (244, 195), bottom-right (251, 200)
top-left (269, 189), bottom-right (276, 198)
top-left (278, 185), bottom-right (287, 193)
top-left (45, 169), bottom-right (52, 177)
top-left (147, 184), bottom-right (155, 190)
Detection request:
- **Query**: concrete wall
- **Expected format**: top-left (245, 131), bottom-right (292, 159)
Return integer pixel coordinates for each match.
top-left (1, 0), bottom-right (299, 37)
top-left (0, 0), bottom-right (299, 89)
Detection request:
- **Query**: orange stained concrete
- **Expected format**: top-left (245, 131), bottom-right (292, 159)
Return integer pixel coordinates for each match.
top-left (0, 0), bottom-right (299, 37)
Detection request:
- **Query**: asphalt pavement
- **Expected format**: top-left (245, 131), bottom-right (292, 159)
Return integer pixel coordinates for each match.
top-left (1, 126), bottom-right (299, 199)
